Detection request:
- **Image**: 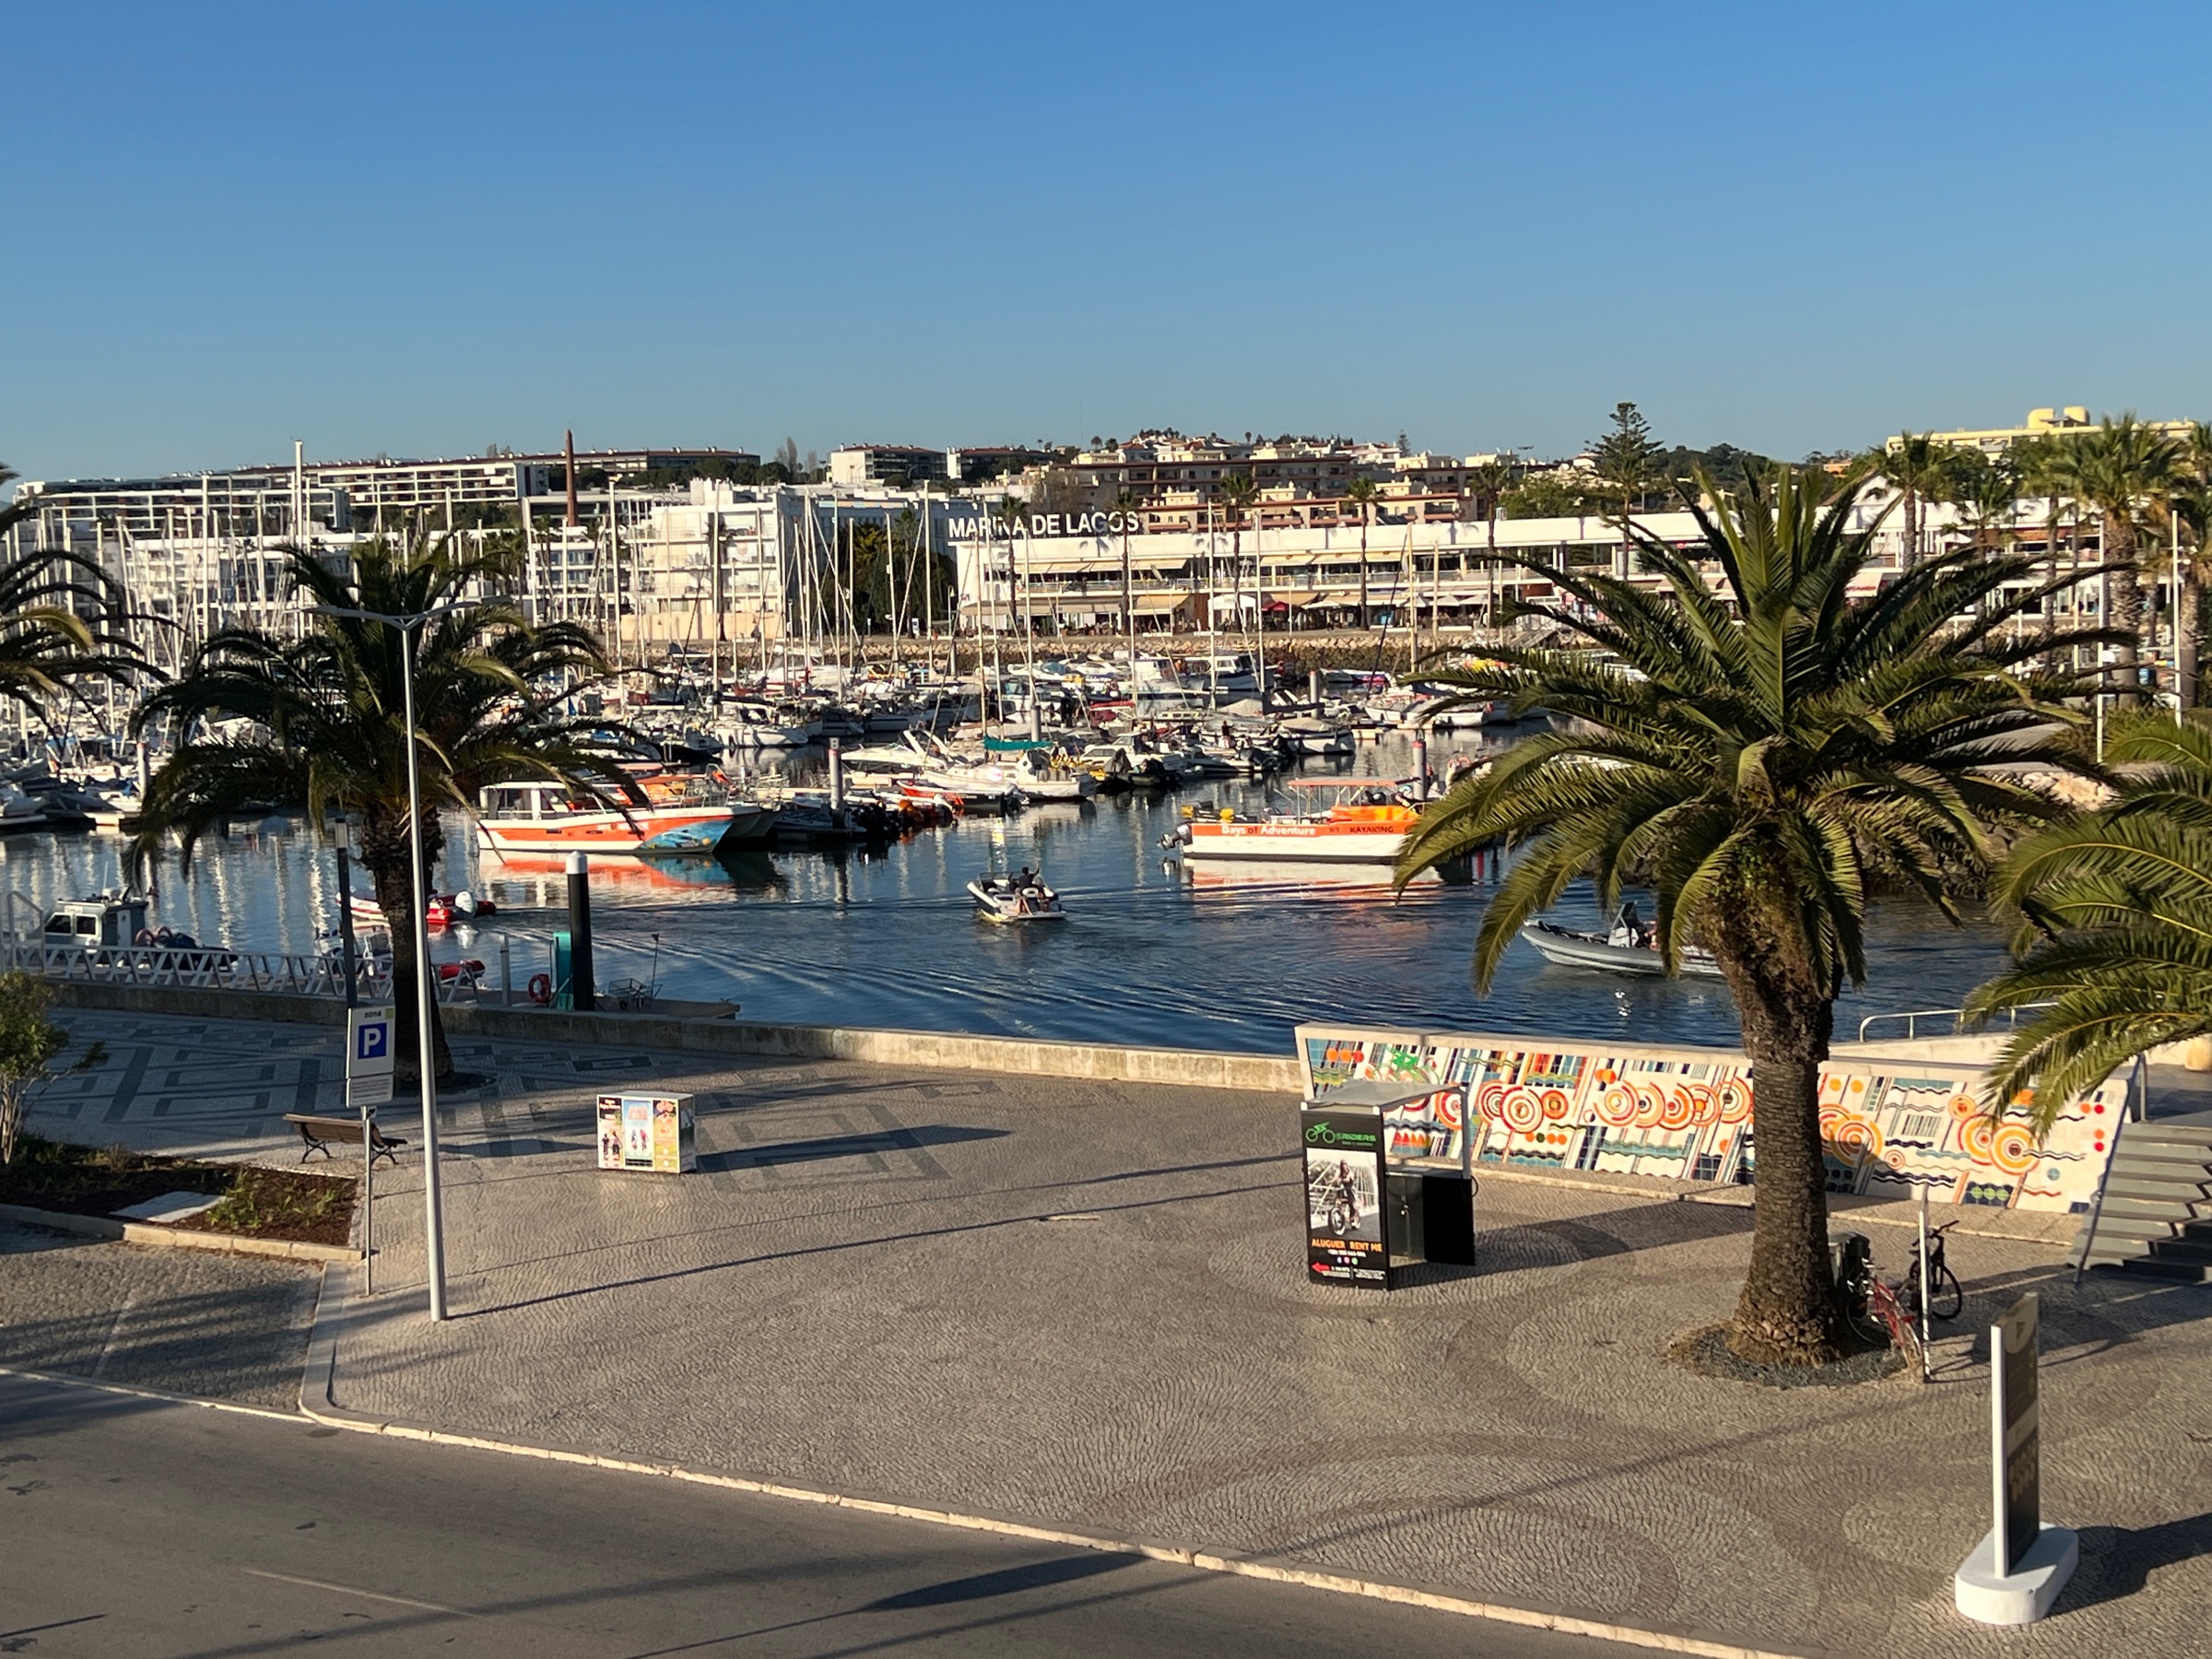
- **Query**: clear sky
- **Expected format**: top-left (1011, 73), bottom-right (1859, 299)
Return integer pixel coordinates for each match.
top-left (5, 2), bottom-right (2207, 483)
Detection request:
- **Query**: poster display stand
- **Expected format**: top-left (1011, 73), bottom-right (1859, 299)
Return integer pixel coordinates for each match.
top-left (1302, 1077), bottom-right (1477, 1287)
top-left (1301, 1100), bottom-right (1389, 1288)
top-left (596, 1093), bottom-right (698, 1174)
top-left (1955, 1292), bottom-right (2077, 1623)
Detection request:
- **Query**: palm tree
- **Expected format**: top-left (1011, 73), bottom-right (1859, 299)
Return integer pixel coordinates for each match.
top-left (1465, 459), bottom-right (1513, 633)
top-left (2013, 434), bottom-right (2085, 655)
top-left (1342, 477), bottom-right (1382, 628)
top-left (2164, 485), bottom-right (2212, 710)
top-left (2071, 414), bottom-right (2183, 702)
top-left (1871, 432), bottom-right (1953, 571)
top-left (0, 464), bottom-right (147, 730)
top-left (1970, 712), bottom-right (2212, 1118)
top-left (1394, 466), bottom-right (2102, 1365)
top-left (130, 527), bottom-right (626, 1081)
top-left (1215, 473), bottom-right (1260, 640)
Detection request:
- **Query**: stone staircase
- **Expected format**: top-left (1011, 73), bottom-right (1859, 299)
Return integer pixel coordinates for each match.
top-left (2076, 1119), bottom-right (2212, 1281)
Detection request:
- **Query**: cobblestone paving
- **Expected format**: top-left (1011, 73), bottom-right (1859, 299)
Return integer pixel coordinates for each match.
top-left (38, 1008), bottom-right (2212, 1656)
top-left (0, 1222), bottom-right (320, 1408)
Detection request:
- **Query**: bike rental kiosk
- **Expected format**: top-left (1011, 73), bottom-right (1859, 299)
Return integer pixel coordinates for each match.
top-left (1301, 1077), bottom-right (1477, 1289)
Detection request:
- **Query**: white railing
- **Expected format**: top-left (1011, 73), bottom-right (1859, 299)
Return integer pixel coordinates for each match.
top-left (1854, 1002), bottom-right (2056, 1042)
top-left (3, 935), bottom-right (486, 1005)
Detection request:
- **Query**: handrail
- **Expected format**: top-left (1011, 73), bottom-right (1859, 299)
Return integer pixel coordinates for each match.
top-left (5, 936), bottom-right (484, 1006)
top-left (2074, 1054), bottom-right (2149, 1286)
top-left (1854, 1001), bottom-right (2057, 1042)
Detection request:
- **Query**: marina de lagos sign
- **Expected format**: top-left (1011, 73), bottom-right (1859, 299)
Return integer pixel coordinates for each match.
top-left (947, 511), bottom-right (1144, 540)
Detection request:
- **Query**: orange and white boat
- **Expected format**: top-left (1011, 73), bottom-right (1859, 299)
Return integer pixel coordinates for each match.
top-left (475, 781), bottom-right (769, 855)
top-left (1169, 780), bottom-right (1430, 865)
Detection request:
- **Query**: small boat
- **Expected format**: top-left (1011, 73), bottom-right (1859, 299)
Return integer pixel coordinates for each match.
top-left (1517, 918), bottom-right (1724, 978)
top-left (967, 872), bottom-right (1068, 924)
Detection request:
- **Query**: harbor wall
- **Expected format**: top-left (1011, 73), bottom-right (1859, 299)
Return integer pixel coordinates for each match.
top-left (1294, 1021), bottom-right (2127, 1214)
top-left (44, 982), bottom-right (1303, 1093)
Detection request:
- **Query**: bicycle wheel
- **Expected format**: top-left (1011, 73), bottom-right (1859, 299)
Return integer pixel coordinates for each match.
top-left (1929, 1265), bottom-right (1964, 1322)
top-left (1843, 1290), bottom-right (1888, 1348)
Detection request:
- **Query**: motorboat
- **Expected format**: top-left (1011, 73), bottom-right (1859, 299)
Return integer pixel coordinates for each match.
top-left (1012, 747), bottom-right (1098, 802)
top-left (1517, 918), bottom-right (1724, 978)
top-left (475, 781), bottom-right (765, 855)
top-left (967, 871), bottom-right (1068, 924)
top-left (1277, 716), bottom-right (1355, 757)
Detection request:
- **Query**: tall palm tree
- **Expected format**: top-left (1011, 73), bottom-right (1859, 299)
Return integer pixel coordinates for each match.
top-left (130, 527), bottom-right (627, 1080)
top-left (2071, 414), bottom-right (2183, 703)
top-left (1215, 473), bottom-right (1260, 639)
top-left (0, 464), bottom-right (147, 730)
top-left (1394, 466), bottom-right (2103, 1365)
top-left (1465, 459), bottom-right (1513, 633)
top-left (1342, 477), bottom-right (1382, 628)
top-left (2164, 485), bottom-right (2212, 710)
top-left (1873, 432), bottom-right (1950, 571)
top-left (1970, 712), bottom-right (2212, 1118)
top-left (2013, 434), bottom-right (2084, 655)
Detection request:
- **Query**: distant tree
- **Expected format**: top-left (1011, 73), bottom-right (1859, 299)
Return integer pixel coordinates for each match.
top-left (1501, 471), bottom-right (1591, 520)
top-left (0, 971), bottom-right (107, 1165)
top-left (775, 437), bottom-right (802, 477)
top-left (1589, 403), bottom-right (1664, 579)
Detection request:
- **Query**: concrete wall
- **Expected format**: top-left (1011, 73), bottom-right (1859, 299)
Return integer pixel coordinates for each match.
top-left (47, 982), bottom-right (1303, 1094)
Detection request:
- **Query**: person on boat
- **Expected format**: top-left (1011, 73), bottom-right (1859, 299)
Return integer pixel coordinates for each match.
top-left (1609, 901), bottom-right (1642, 949)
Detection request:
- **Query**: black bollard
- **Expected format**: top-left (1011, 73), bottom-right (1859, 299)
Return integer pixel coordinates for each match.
top-left (566, 852), bottom-right (595, 1013)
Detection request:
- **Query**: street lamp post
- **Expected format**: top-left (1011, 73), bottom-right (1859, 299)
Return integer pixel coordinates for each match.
top-left (312, 597), bottom-right (475, 1323)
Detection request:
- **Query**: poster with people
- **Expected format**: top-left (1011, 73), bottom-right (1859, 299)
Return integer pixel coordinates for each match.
top-left (1301, 1103), bottom-right (1389, 1288)
top-left (596, 1093), bottom-right (698, 1174)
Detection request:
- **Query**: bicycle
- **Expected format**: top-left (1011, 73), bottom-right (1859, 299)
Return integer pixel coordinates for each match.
top-left (1836, 1237), bottom-right (1925, 1373)
top-left (1900, 1218), bottom-right (1965, 1323)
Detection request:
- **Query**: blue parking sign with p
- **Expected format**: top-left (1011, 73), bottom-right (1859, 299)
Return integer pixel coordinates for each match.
top-left (348, 1006), bottom-right (396, 1077)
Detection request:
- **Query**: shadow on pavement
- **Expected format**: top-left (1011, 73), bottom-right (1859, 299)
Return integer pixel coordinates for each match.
top-left (2064, 1512), bottom-right (2212, 1609)
top-left (863, 1552), bottom-right (1140, 1610)
top-left (700, 1124), bottom-right (1008, 1171)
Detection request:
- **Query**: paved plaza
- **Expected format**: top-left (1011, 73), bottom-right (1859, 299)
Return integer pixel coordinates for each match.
top-left (22, 1007), bottom-right (2212, 1657)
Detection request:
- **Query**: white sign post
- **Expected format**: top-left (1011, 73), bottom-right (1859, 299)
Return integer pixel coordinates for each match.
top-left (1954, 1292), bottom-right (2077, 1624)
top-left (347, 1006), bottom-right (394, 1292)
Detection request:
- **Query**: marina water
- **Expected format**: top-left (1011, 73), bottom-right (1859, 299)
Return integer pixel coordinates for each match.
top-left (0, 732), bottom-right (2014, 1053)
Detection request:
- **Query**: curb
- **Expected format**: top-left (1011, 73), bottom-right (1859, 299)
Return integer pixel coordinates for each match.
top-left (0, 1201), bottom-right (360, 1264)
top-left (298, 1272), bottom-right (1821, 1659)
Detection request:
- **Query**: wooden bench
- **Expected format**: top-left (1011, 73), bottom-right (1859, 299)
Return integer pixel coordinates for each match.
top-left (283, 1113), bottom-right (407, 1168)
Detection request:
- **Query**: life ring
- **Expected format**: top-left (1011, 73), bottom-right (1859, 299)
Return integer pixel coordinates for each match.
top-left (527, 972), bottom-right (553, 1006)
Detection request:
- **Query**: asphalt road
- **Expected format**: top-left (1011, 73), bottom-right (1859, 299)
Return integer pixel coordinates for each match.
top-left (0, 1372), bottom-right (1629, 1659)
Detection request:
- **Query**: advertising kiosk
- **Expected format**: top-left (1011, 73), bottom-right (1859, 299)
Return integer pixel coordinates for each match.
top-left (1301, 1076), bottom-right (1477, 1288)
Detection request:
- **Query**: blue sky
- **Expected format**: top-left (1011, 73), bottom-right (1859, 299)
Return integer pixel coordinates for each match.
top-left (5, 2), bottom-right (2207, 482)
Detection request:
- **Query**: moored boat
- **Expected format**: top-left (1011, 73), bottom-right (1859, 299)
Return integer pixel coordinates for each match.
top-left (475, 782), bottom-right (765, 855)
top-left (1170, 780), bottom-right (1430, 865)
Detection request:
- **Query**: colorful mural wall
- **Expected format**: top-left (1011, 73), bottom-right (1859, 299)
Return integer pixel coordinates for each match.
top-left (1294, 1024), bottom-right (2130, 1214)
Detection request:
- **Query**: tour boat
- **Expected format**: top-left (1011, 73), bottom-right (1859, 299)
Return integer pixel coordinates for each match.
top-left (1169, 780), bottom-right (1430, 865)
top-left (1518, 918), bottom-right (1724, 978)
top-left (475, 782), bottom-right (767, 855)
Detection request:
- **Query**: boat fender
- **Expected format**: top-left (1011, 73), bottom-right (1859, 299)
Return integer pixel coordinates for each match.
top-left (527, 972), bottom-right (553, 1006)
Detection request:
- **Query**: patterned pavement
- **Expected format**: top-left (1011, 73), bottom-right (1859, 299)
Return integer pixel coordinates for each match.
top-left (32, 1007), bottom-right (2212, 1658)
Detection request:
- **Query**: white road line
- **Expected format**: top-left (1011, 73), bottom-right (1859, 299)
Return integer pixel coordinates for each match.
top-left (241, 1568), bottom-right (481, 1617)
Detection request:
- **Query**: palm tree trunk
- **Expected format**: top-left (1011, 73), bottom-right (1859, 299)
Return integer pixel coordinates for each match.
top-left (1707, 873), bottom-right (1845, 1367)
top-left (2183, 568), bottom-right (2202, 710)
top-left (360, 811), bottom-right (455, 1083)
top-left (2107, 517), bottom-right (2143, 704)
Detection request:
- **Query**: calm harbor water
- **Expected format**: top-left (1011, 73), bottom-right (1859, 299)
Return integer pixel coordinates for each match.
top-left (0, 732), bottom-right (2018, 1053)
